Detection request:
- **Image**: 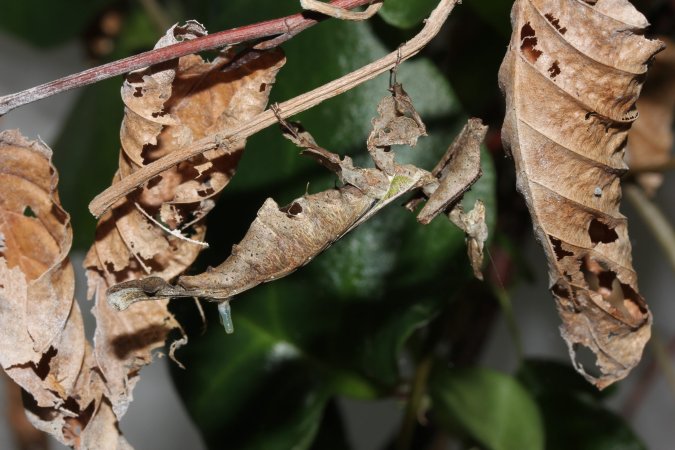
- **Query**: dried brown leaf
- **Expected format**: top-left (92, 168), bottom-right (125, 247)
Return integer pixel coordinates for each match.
top-left (499, 0), bottom-right (663, 387)
top-left (367, 82), bottom-right (427, 174)
top-left (84, 21), bottom-right (286, 418)
top-left (107, 88), bottom-right (437, 309)
top-left (449, 200), bottom-right (488, 280)
top-left (416, 118), bottom-right (486, 224)
top-left (626, 37), bottom-right (675, 196)
top-left (0, 130), bottom-right (126, 448)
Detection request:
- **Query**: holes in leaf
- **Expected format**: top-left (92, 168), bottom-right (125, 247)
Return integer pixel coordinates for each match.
top-left (520, 23), bottom-right (543, 63)
top-left (133, 86), bottom-right (144, 98)
top-left (573, 344), bottom-right (601, 378)
top-left (548, 60), bottom-right (561, 79)
top-left (581, 256), bottom-right (646, 322)
top-left (588, 218), bottom-right (618, 244)
top-left (551, 281), bottom-right (570, 299)
top-left (544, 13), bottom-right (567, 34)
top-left (34, 346), bottom-right (58, 380)
top-left (259, 82), bottom-right (267, 92)
top-left (23, 206), bottom-right (36, 218)
top-left (281, 202), bottom-right (303, 217)
top-left (549, 235), bottom-right (574, 260)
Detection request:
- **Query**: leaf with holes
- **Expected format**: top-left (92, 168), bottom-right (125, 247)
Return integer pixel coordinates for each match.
top-left (84, 20), bottom-right (286, 419)
top-left (499, 0), bottom-right (663, 387)
top-left (0, 130), bottom-right (129, 448)
top-left (105, 102), bottom-right (434, 309)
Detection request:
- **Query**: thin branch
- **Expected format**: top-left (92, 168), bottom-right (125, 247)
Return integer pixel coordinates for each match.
top-left (622, 334), bottom-right (675, 418)
top-left (0, 0), bottom-right (376, 117)
top-left (624, 183), bottom-right (675, 274)
top-left (89, 0), bottom-right (460, 217)
top-left (301, 0), bottom-right (383, 20)
top-left (136, 0), bottom-right (173, 33)
top-left (650, 331), bottom-right (675, 404)
top-left (627, 158), bottom-right (675, 174)
top-left (396, 357), bottom-right (433, 450)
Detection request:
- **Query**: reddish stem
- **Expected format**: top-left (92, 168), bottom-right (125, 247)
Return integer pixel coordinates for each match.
top-left (0, 0), bottom-right (375, 116)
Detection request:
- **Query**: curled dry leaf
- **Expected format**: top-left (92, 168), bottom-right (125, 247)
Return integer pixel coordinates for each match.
top-left (449, 200), bottom-right (488, 280)
top-left (84, 21), bottom-right (286, 418)
top-left (416, 118), bottom-right (486, 224)
top-left (499, 0), bottom-right (663, 387)
top-left (0, 130), bottom-right (128, 448)
top-left (367, 82), bottom-right (427, 174)
top-left (626, 37), bottom-right (675, 196)
top-left (106, 85), bottom-right (442, 310)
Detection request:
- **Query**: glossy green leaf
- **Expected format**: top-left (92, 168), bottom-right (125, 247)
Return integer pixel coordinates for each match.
top-left (378, 0), bottom-right (439, 29)
top-left (52, 78), bottom-right (121, 249)
top-left (431, 366), bottom-right (545, 450)
top-left (0, 0), bottom-right (114, 47)
top-left (170, 279), bottom-right (362, 450)
top-left (518, 359), bottom-right (646, 450)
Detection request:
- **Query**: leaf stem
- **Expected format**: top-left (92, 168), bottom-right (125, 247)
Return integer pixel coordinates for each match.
top-left (0, 0), bottom-right (376, 117)
top-left (135, 0), bottom-right (173, 33)
top-left (624, 183), bottom-right (675, 273)
top-left (650, 331), bottom-right (675, 403)
top-left (88, 0), bottom-right (460, 217)
top-left (396, 357), bottom-right (433, 450)
top-left (627, 158), bottom-right (675, 174)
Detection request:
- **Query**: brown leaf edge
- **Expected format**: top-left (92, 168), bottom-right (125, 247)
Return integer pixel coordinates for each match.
top-left (0, 130), bottom-right (129, 449)
top-left (84, 21), bottom-right (286, 420)
top-left (106, 89), bottom-right (488, 319)
top-left (499, 0), bottom-right (664, 387)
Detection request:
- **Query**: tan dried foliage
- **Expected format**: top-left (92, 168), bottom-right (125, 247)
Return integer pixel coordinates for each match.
top-left (499, 0), bottom-right (663, 387)
top-left (106, 87), bottom-right (486, 310)
top-left (626, 37), bottom-right (675, 196)
top-left (417, 118), bottom-right (485, 224)
top-left (83, 21), bottom-right (286, 418)
top-left (449, 200), bottom-right (488, 281)
top-left (0, 130), bottom-right (129, 449)
top-left (107, 86), bottom-right (433, 308)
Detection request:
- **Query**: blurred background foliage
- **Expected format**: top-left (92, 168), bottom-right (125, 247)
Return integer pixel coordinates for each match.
top-left (1, 0), bottom-right (674, 449)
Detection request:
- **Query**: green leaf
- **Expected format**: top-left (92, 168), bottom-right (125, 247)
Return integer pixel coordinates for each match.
top-left (171, 279), bottom-right (358, 450)
top-left (310, 400), bottom-right (353, 450)
top-left (431, 366), bottom-right (545, 450)
top-left (518, 359), bottom-right (646, 450)
top-left (378, 0), bottom-right (439, 29)
top-left (0, 0), bottom-right (115, 47)
top-left (52, 78), bottom-right (121, 249)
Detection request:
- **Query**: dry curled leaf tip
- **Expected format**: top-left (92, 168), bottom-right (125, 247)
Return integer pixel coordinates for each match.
top-left (499, 0), bottom-right (660, 387)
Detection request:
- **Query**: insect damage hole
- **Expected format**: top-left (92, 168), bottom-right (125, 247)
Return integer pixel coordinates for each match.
top-left (23, 205), bottom-right (37, 218)
top-left (549, 235), bottom-right (574, 260)
top-left (581, 256), bottom-right (645, 322)
top-left (520, 23), bottom-right (543, 63)
top-left (543, 13), bottom-right (567, 34)
top-left (281, 202), bottom-right (303, 217)
top-left (588, 218), bottom-right (618, 244)
top-left (572, 344), bottom-right (602, 378)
